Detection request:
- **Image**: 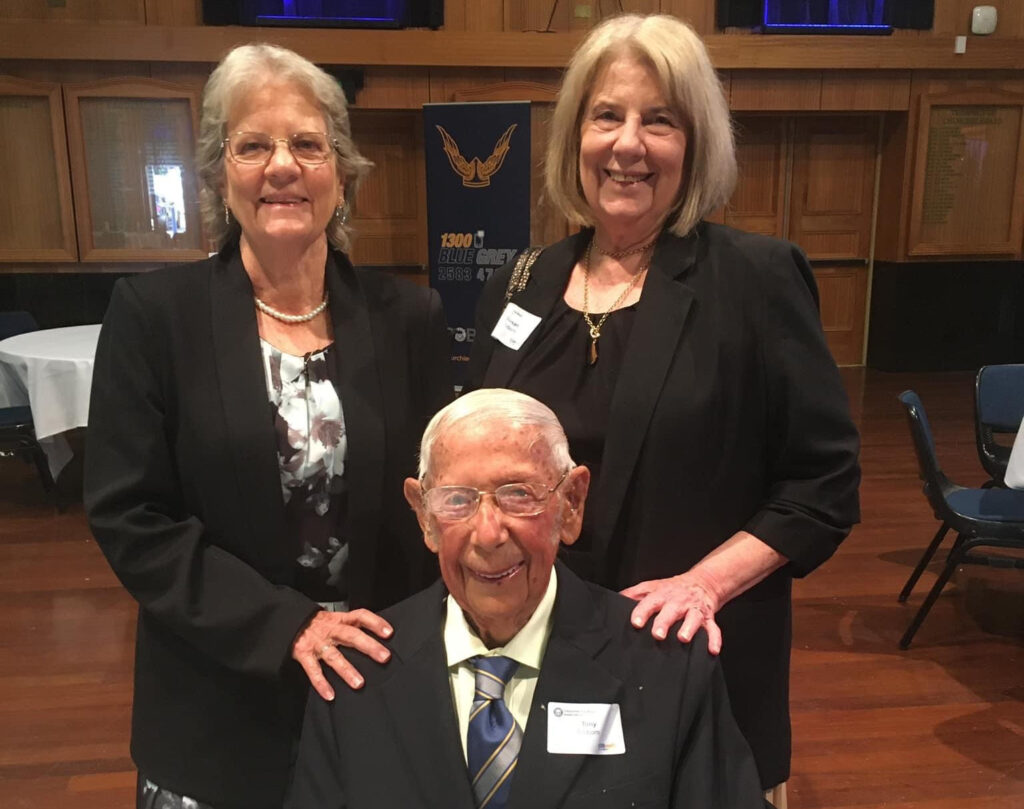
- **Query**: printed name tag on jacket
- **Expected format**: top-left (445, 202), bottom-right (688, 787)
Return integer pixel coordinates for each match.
top-left (491, 303), bottom-right (541, 350)
top-left (547, 702), bottom-right (625, 755)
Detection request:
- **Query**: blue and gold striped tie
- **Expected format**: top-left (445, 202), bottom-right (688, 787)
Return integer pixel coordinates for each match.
top-left (467, 656), bottom-right (522, 809)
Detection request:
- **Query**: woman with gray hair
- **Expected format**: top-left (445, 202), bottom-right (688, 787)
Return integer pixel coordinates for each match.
top-left (468, 14), bottom-right (859, 795)
top-left (85, 43), bottom-right (450, 808)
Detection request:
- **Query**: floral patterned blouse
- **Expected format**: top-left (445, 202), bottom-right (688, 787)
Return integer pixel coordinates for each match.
top-left (260, 339), bottom-right (349, 603)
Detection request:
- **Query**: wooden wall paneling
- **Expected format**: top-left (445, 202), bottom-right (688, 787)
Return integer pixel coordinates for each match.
top-left (504, 67), bottom-right (562, 87)
top-left (353, 68), bottom-right (430, 109)
top-left (570, 1), bottom-right (596, 33)
top-left (144, 0), bottom-right (200, 26)
top-left (820, 72), bottom-right (911, 112)
top-left (529, 103), bottom-right (570, 246)
top-left (813, 264), bottom-right (868, 366)
top-left (428, 67), bottom-right (507, 102)
top-left (444, 0), bottom-right (467, 30)
top-left (659, 0), bottom-right (715, 34)
top-left (5, 24), bottom-right (1024, 68)
top-left (0, 60), bottom-right (152, 84)
top-left (874, 112), bottom-right (913, 261)
top-left (466, 0), bottom-right (505, 31)
top-left (789, 115), bottom-right (877, 260)
top-left (0, 77), bottom-right (78, 262)
top-left (605, 0), bottom-right (660, 26)
top-left (717, 69), bottom-right (730, 99)
top-left (62, 78), bottom-right (207, 262)
top-left (0, 0), bottom-right (145, 24)
top-left (907, 88), bottom-right (1024, 257)
top-left (726, 116), bottom-right (787, 238)
top-left (920, 73), bottom-right (1024, 98)
top-left (451, 81), bottom-right (558, 102)
top-left (347, 110), bottom-right (426, 267)
top-left (507, 0), bottom-right (570, 32)
top-left (729, 71), bottom-right (822, 111)
top-left (147, 64), bottom-right (210, 95)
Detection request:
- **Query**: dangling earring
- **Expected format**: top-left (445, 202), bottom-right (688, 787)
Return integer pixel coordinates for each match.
top-left (224, 202), bottom-right (231, 226)
top-left (335, 201), bottom-right (349, 226)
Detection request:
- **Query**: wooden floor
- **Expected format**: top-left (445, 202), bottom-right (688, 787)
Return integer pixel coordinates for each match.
top-left (0, 369), bottom-right (1021, 808)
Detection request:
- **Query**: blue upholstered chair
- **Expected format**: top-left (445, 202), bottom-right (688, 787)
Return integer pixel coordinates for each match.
top-left (974, 364), bottom-right (1024, 487)
top-left (896, 390), bottom-right (1024, 648)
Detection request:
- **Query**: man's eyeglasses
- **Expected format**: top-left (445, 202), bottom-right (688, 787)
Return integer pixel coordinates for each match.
top-left (422, 469), bottom-right (570, 521)
top-left (223, 131), bottom-right (337, 166)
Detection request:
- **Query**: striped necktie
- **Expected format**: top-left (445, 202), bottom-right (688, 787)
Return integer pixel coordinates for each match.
top-left (467, 656), bottom-right (522, 809)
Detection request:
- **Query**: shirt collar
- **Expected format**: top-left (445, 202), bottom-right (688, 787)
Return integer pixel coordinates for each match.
top-left (443, 568), bottom-right (558, 671)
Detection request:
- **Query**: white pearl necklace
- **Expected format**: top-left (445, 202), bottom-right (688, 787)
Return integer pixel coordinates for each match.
top-left (254, 292), bottom-right (329, 323)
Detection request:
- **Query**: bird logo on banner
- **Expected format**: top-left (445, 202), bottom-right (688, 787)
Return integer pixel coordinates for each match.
top-left (436, 124), bottom-right (517, 188)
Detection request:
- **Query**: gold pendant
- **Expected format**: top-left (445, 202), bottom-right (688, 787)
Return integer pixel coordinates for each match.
top-left (588, 337), bottom-right (598, 366)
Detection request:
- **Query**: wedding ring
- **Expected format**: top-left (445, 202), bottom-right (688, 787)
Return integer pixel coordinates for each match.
top-left (320, 643), bottom-right (333, 656)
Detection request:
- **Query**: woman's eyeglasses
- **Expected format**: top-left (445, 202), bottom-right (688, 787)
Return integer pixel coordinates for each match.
top-left (421, 470), bottom-right (570, 521)
top-left (223, 131), bottom-right (337, 166)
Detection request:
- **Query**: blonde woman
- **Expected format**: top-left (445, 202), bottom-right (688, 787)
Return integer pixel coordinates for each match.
top-left (468, 14), bottom-right (859, 795)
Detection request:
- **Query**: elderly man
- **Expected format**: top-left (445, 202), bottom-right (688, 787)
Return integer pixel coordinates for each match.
top-left (288, 389), bottom-right (769, 809)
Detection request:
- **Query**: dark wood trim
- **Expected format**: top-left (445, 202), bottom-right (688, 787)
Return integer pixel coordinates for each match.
top-left (3, 24), bottom-right (1024, 70)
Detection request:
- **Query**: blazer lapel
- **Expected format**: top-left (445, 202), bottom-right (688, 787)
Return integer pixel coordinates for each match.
top-left (483, 233), bottom-right (589, 388)
top-left (325, 251), bottom-right (387, 608)
top-left (208, 247), bottom-right (291, 578)
top-left (508, 564), bottom-right (623, 809)
top-left (590, 232), bottom-right (700, 583)
top-left (379, 582), bottom-right (476, 809)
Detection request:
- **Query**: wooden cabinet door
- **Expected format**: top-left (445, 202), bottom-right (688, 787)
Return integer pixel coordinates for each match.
top-left (790, 115), bottom-right (878, 260)
top-left (726, 116), bottom-right (787, 238)
top-left (63, 78), bottom-right (206, 262)
top-left (0, 77), bottom-right (77, 261)
top-left (813, 264), bottom-right (868, 366)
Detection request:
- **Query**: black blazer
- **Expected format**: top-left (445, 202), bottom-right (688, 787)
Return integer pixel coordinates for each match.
top-left (288, 563), bottom-right (770, 809)
top-left (84, 244), bottom-right (452, 808)
top-left (466, 224), bottom-right (861, 787)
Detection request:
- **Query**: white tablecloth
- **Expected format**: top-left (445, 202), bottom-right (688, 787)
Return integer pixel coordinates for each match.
top-left (0, 324), bottom-right (101, 477)
top-left (1006, 415), bottom-right (1024, 490)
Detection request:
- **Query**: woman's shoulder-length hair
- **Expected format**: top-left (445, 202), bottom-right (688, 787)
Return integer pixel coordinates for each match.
top-left (545, 14), bottom-right (737, 238)
top-left (197, 42), bottom-right (373, 253)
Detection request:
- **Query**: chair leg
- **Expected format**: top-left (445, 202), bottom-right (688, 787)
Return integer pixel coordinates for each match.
top-left (29, 444), bottom-right (61, 511)
top-left (899, 548), bottom-right (961, 650)
top-left (898, 522), bottom-right (950, 602)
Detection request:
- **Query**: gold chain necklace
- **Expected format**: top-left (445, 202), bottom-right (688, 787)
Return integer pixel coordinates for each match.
top-left (592, 236), bottom-right (657, 259)
top-left (581, 239), bottom-right (649, 366)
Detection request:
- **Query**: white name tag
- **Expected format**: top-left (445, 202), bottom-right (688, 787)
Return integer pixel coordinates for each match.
top-left (547, 702), bottom-right (626, 755)
top-left (490, 303), bottom-right (541, 350)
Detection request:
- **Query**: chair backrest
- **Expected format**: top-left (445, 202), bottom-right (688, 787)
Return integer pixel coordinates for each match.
top-left (898, 390), bottom-right (951, 520)
top-left (974, 364), bottom-right (1024, 483)
top-left (0, 311), bottom-right (39, 342)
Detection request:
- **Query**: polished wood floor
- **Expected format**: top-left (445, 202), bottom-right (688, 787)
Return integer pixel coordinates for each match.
top-left (0, 370), bottom-right (1021, 808)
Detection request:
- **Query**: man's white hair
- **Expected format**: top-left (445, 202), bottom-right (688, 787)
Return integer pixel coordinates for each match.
top-left (418, 389), bottom-right (574, 482)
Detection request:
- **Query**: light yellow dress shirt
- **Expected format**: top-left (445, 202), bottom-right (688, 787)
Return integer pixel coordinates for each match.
top-left (444, 568), bottom-right (558, 763)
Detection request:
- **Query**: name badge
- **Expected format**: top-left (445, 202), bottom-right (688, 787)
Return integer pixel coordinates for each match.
top-left (490, 303), bottom-right (541, 350)
top-left (547, 702), bottom-right (625, 755)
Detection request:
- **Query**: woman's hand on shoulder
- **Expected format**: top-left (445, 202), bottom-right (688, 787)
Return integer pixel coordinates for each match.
top-left (621, 571), bottom-right (724, 655)
top-left (291, 609), bottom-right (394, 700)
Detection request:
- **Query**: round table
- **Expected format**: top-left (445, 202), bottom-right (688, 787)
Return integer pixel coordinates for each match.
top-left (0, 324), bottom-right (101, 477)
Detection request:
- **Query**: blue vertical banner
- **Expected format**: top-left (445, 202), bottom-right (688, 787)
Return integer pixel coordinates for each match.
top-left (423, 102), bottom-right (531, 387)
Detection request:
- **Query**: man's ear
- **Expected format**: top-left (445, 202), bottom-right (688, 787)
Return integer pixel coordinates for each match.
top-left (404, 477), bottom-right (438, 553)
top-left (558, 465), bottom-right (591, 548)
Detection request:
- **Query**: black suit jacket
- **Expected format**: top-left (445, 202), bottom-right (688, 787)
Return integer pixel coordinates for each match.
top-left (466, 224), bottom-right (861, 786)
top-left (84, 244), bottom-right (452, 808)
top-left (288, 564), bottom-right (769, 809)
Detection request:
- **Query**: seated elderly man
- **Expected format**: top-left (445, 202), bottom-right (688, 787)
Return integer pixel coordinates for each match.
top-left (288, 389), bottom-right (769, 809)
